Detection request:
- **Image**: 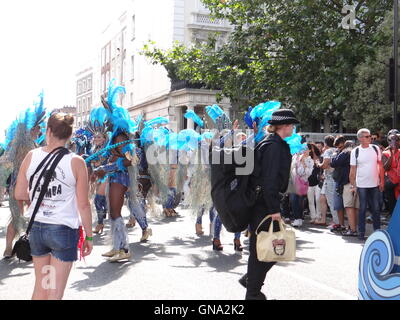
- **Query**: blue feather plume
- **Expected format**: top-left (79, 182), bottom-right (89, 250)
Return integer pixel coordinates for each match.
top-left (90, 107), bottom-right (109, 125)
top-left (205, 104), bottom-right (224, 123)
top-left (250, 101), bottom-right (281, 124)
top-left (178, 129), bottom-right (201, 151)
top-left (284, 128), bottom-right (307, 155)
top-left (107, 79), bottom-right (126, 110)
top-left (244, 107), bottom-right (254, 128)
top-left (184, 110), bottom-right (204, 128)
top-left (144, 117), bottom-right (169, 128)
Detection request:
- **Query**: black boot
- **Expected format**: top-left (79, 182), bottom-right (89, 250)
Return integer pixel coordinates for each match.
top-left (238, 274), bottom-right (248, 288)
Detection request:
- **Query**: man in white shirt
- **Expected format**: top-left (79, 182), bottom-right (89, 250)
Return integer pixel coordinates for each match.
top-left (349, 128), bottom-right (384, 240)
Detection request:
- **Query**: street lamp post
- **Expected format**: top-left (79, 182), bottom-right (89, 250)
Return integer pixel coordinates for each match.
top-left (394, 0), bottom-right (399, 129)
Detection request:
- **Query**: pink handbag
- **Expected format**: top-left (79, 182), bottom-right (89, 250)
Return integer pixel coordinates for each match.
top-left (294, 175), bottom-right (309, 196)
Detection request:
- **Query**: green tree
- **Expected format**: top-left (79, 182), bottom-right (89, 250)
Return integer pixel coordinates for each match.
top-left (142, 0), bottom-right (392, 129)
top-left (344, 9), bottom-right (394, 134)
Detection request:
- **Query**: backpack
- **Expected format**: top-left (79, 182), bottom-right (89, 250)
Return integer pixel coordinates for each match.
top-left (210, 140), bottom-right (269, 233)
top-left (308, 165), bottom-right (321, 187)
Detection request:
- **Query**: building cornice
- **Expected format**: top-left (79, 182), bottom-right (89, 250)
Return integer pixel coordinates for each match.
top-left (128, 88), bottom-right (231, 113)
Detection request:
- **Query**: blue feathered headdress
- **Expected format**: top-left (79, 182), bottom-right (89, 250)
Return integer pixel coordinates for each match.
top-left (184, 110), bottom-right (204, 128)
top-left (248, 101), bottom-right (281, 143)
top-left (284, 128), bottom-right (307, 155)
top-left (101, 79), bottom-right (136, 138)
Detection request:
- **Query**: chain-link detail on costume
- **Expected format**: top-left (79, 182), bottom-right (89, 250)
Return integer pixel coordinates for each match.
top-left (95, 156), bottom-right (128, 176)
top-left (111, 217), bottom-right (129, 251)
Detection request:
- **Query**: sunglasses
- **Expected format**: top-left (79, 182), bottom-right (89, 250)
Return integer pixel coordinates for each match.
top-left (363, 135), bottom-right (371, 139)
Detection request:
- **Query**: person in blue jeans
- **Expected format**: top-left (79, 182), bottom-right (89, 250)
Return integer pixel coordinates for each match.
top-left (196, 206), bottom-right (215, 235)
top-left (357, 188), bottom-right (381, 233)
top-left (289, 193), bottom-right (304, 225)
top-left (350, 128), bottom-right (385, 240)
top-left (211, 207), bottom-right (243, 252)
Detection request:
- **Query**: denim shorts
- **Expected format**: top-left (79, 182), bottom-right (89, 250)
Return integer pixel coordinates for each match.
top-left (29, 222), bottom-right (80, 262)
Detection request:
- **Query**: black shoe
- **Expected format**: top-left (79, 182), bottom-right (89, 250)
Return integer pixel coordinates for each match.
top-left (245, 292), bottom-right (267, 300)
top-left (238, 274), bottom-right (248, 288)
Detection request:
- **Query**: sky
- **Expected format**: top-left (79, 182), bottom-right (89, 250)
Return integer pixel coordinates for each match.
top-left (0, 0), bottom-right (129, 135)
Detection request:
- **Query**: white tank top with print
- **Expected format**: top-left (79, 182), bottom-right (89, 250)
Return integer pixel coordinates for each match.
top-left (26, 148), bottom-right (80, 229)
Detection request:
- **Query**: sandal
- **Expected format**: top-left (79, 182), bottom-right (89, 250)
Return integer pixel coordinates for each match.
top-left (126, 217), bottom-right (136, 228)
top-left (93, 224), bottom-right (104, 234)
top-left (3, 248), bottom-right (14, 259)
top-left (163, 208), bottom-right (172, 217)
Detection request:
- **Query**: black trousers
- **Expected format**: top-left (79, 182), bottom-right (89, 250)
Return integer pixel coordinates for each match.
top-left (246, 204), bottom-right (280, 298)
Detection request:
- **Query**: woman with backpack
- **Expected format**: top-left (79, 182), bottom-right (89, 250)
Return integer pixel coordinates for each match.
top-left (243, 109), bottom-right (298, 300)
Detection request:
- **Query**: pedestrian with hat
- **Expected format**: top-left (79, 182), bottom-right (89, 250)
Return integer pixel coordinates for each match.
top-left (241, 108), bottom-right (299, 300)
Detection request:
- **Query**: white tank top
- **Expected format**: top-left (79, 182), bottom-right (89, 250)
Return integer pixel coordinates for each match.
top-left (26, 148), bottom-right (80, 229)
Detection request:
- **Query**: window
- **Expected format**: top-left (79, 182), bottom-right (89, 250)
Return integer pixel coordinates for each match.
top-left (83, 80), bottom-right (87, 92)
top-left (101, 74), bottom-right (106, 92)
top-left (132, 15), bottom-right (136, 40)
top-left (130, 92), bottom-right (134, 105)
top-left (131, 55), bottom-right (135, 80)
top-left (82, 98), bottom-right (86, 111)
top-left (87, 97), bottom-right (92, 109)
top-left (78, 100), bottom-right (81, 113)
top-left (88, 78), bottom-right (92, 90)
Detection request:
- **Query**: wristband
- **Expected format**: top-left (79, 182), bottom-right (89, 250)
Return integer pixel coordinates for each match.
top-left (85, 236), bottom-right (93, 241)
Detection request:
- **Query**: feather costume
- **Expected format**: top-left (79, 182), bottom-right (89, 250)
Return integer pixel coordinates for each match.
top-left (1, 93), bottom-right (48, 235)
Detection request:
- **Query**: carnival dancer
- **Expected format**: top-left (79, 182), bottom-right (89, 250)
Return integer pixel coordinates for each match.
top-left (1, 94), bottom-right (46, 259)
top-left (71, 128), bottom-right (92, 156)
top-left (86, 108), bottom-right (110, 234)
top-left (92, 81), bottom-right (142, 262)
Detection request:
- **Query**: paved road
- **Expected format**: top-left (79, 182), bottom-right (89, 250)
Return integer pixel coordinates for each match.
top-left (0, 203), bottom-right (375, 300)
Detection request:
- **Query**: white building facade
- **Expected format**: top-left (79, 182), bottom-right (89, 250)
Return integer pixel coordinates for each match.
top-left (76, 66), bottom-right (94, 129)
top-left (89, 0), bottom-right (232, 132)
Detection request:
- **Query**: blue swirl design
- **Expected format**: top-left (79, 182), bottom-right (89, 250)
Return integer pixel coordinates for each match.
top-left (358, 230), bottom-right (400, 300)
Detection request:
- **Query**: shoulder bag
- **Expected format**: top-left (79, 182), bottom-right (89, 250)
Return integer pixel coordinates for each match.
top-left (12, 147), bottom-right (69, 262)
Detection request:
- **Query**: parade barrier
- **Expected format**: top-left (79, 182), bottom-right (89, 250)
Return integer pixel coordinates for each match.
top-left (358, 199), bottom-right (400, 300)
